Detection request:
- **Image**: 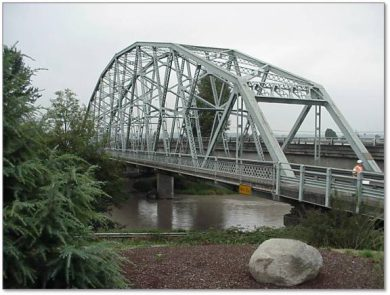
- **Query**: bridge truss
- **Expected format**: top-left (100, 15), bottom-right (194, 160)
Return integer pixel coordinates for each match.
top-left (87, 42), bottom-right (381, 175)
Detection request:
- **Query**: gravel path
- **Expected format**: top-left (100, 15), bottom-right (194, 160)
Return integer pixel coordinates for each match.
top-left (122, 244), bottom-right (383, 289)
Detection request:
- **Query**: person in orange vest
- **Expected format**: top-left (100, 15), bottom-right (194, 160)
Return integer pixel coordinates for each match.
top-left (352, 160), bottom-right (364, 177)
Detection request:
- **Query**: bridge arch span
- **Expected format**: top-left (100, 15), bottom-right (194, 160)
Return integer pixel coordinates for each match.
top-left (87, 42), bottom-right (381, 174)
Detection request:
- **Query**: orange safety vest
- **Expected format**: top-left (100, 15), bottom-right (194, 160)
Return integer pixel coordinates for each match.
top-left (353, 164), bottom-right (363, 176)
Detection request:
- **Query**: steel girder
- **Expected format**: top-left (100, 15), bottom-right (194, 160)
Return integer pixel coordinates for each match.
top-left (87, 42), bottom-right (382, 173)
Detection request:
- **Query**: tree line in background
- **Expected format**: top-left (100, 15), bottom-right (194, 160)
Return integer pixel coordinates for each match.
top-left (3, 45), bottom-right (128, 288)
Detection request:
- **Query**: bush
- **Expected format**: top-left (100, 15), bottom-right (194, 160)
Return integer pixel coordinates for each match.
top-left (3, 45), bottom-right (127, 288)
top-left (290, 208), bottom-right (384, 251)
top-left (42, 89), bottom-right (128, 212)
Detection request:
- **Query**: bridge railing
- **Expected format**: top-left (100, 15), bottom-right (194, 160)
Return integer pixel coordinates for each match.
top-left (108, 149), bottom-right (275, 189)
top-left (276, 162), bottom-right (384, 216)
top-left (107, 149), bottom-right (383, 216)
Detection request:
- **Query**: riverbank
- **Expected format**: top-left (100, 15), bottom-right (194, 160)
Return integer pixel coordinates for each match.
top-left (121, 244), bottom-right (384, 289)
top-left (106, 173), bottom-right (384, 288)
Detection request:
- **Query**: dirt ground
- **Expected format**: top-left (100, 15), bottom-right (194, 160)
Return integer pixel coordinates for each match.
top-left (121, 244), bottom-right (383, 289)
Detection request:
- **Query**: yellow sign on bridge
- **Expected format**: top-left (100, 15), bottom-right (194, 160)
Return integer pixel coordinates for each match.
top-left (239, 184), bottom-right (252, 195)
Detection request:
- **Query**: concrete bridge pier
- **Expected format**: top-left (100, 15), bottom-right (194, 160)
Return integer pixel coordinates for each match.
top-left (272, 193), bottom-right (280, 202)
top-left (157, 172), bottom-right (174, 199)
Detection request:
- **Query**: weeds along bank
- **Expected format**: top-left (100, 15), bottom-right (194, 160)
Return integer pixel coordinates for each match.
top-left (102, 205), bottom-right (384, 252)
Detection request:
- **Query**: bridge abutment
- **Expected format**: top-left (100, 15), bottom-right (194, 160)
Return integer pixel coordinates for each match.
top-left (157, 172), bottom-right (174, 199)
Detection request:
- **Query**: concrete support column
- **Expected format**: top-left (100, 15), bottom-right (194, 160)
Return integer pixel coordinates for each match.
top-left (157, 172), bottom-right (174, 199)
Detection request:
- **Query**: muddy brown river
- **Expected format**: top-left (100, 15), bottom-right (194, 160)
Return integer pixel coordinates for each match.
top-left (107, 193), bottom-right (292, 231)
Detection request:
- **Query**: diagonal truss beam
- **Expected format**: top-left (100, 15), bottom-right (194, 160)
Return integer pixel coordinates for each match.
top-left (320, 87), bottom-right (381, 172)
top-left (238, 80), bottom-right (295, 177)
top-left (282, 105), bottom-right (312, 150)
top-left (201, 91), bottom-right (237, 167)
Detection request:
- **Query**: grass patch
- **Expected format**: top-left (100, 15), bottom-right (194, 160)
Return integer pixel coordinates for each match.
top-left (331, 248), bottom-right (384, 262)
top-left (103, 226), bottom-right (307, 250)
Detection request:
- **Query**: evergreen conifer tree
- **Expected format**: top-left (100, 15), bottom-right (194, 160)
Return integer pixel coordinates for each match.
top-left (3, 45), bottom-right (128, 288)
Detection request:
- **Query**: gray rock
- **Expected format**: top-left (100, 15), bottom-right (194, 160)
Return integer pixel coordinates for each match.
top-left (248, 238), bottom-right (323, 287)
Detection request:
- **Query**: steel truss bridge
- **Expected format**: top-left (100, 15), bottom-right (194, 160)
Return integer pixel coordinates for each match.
top-left (87, 42), bottom-right (384, 216)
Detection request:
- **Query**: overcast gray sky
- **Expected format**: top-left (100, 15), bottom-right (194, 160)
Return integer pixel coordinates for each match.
top-left (3, 2), bottom-right (384, 135)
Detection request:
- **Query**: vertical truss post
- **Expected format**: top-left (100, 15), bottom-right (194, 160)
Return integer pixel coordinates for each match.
top-left (235, 96), bottom-right (240, 163)
top-left (107, 59), bottom-right (118, 147)
top-left (96, 78), bottom-right (103, 143)
top-left (314, 105), bottom-right (321, 163)
top-left (239, 97), bottom-right (244, 160)
top-left (125, 46), bottom-right (139, 149)
top-left (139, 57), bottom-right (148, 151)
top-left (119, 54), bottom-right (128, 150)
top-left (152, 47), bottom-right (163, 151)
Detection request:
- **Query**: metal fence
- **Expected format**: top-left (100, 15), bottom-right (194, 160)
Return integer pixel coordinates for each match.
top-left (109, 149), bottom-right (275, 190)
top-left (275, 163), bottom-right (384, 216)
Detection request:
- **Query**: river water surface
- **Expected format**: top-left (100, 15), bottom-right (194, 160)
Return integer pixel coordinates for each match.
top-left (108, 193), bottom-right (292, 231)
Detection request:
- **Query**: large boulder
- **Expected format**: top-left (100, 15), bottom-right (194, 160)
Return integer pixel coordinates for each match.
top-left (248, 238), bottom-right (323, 287)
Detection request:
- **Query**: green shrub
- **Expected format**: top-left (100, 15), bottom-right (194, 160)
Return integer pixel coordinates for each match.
top-left (42, 89), bottom-right (129, 212)
top-left (3, 45), bottom-right (127, 288)
top-left (290, 208), bottom-right (384, 251)
top-left (360, 249), bottom-right (374, 258)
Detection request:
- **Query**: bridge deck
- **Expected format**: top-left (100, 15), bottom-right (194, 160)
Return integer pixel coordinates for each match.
top-left (109, 149), bottom-right (384, 218)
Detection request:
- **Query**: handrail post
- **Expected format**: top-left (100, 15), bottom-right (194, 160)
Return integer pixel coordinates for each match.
top-left (275, 162), bottom-right (281, 196)
top-left (239, 162), bottom-right (242, 183)
top-left (325, 168), bottom-right (332, 208)
top-left (214, 156), bottom-right (218, 180)
top-left (355, 172), bottom-right (363, 214)
top-left (299, 165), bottom-right (305, 202)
